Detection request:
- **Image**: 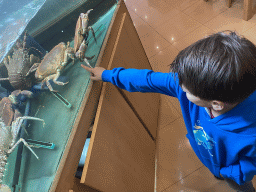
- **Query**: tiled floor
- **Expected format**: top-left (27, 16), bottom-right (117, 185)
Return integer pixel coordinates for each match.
top-left (124, 0), bottom-right (256, 191)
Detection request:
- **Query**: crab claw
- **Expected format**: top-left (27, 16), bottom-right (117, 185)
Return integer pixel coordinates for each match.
top-left (84, 9), bottom-right (93, 17)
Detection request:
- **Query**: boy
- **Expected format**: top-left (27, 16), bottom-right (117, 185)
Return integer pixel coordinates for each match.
top-left (81, 31), bottom-right (256, 192)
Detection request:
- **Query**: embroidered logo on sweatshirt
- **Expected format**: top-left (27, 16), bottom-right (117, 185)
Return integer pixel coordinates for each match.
top-left (193, 121), bottom-right (216, 156)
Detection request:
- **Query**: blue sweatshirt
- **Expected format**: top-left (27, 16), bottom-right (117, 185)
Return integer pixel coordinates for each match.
top-left (102, 67), bottom-right (256, 185)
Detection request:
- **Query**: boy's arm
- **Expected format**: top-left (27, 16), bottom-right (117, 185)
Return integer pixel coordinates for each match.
top-left (220, 156), bottom-right (256, 185)
top-left (81, 65), bottom-right (180, 97)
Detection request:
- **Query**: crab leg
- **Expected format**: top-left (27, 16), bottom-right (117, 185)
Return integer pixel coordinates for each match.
top-left (84, 58), bottom-right (93, 68)
top-left (64, 43), bottom-right (75, 66)
top-left (43, 73), bottom-right (68, 92)
top-left (8, 138), bottom-right (39, 159)
top-left (26, 62), bottom-right (40, 76)
top-left (76, 39), bottom-right (87, 60)
top-left (26, 54), bottom-right (40, 76)
top-left (0, 78), bottom-right (10, 81)
top-left (85, 55), bottom-right (95, 60)
top-left (45, 80), bottom-right (54, 92)
top-left (87, 26), bottom-right (97, 43)
top-left (11, 116), bottom-right (45, 147)
top-left (52, 70), bottom-right (68, 86)
top-left (13, 109), bottom-right (22, 121)
top-left (81, 9), bottom-right (96, 43)
top-left (81, 9), bottom-right (93, 35)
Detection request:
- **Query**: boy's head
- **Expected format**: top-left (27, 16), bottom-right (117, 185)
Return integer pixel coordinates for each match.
top-left (171, 31), bottom-right (256, 105)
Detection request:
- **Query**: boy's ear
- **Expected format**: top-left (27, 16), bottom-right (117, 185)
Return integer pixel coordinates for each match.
top-left (211, 101), bottom-right (225, 111)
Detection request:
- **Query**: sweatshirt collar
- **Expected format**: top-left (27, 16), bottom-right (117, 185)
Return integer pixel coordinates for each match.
top-left (204, 90), bottom-right (256, 131)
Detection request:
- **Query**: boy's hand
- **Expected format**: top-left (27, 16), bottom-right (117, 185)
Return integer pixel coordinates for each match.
top-left (81, 64), bottom-right (106, 81)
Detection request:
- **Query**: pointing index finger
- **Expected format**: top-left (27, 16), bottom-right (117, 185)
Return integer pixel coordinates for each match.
top-left (81, 64), bottom-right (92, 71)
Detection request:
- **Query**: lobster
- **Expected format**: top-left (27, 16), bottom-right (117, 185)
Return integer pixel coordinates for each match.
top-left (0, 32), bottom-right (41, 90)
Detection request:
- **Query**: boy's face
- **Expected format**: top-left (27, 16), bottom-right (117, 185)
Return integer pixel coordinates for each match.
top-left (181, 85), bottom-right (212, 107)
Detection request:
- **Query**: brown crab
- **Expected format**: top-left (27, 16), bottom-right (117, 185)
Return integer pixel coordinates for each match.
top-left (74, 9), bottom-right (96, 67)
top-left (0, 32), bottom-right (40, 90)
top-left (28, 42), bottom-right (75, 92)
top-left (0, 90), bottom-right (44, 189)
top-left (0, 90), bottom-right (33, 126)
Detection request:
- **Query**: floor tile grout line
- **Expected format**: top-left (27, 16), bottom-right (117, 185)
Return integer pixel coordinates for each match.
top-left (175, 0), bottom-right (201, 13)
top-left (182, 0), bottom-right (256, 35)
top-left (129, 0), bottom-right (256, 45)
top-left (127, 6), bottom-right (180, 70)
top-left (152, 18), bottom-right (203, 46)
top-left (153, 0), bottom-right (201, 25)
top-left (129, 5), bottom-right (203, 46)
top-left (132, 13), bottom-right (163, 39)
top-left (139, 8), bottom-right (181, 31)
top-left (179, 1), bottom-right (229, 27)
top-left (241, 23), bottom-right (256, 35)
top-left (138, 25), bottom-right (173, 57)
top-left (161, 165), bottom-right (205, 192)
top-left (128, 1), bottom-right (214, 50)
top-left (148, 43), bottom-right (180, 62)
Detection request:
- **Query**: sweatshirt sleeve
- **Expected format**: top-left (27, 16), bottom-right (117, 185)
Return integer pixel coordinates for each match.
top-left (101, 67), bottom-right (179, 97)
top-left (220, 156), bottom-right (256, 185)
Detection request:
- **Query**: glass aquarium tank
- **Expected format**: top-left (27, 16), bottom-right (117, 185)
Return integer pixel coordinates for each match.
top-left (0, 0), bottom-right (119, 191)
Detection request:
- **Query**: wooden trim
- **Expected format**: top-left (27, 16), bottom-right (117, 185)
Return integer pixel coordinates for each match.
top-left (107, 13), bottom-right (127, 70)
top-left (95, 1), bottom-right (122, 68)
top-left (243, 0), bottom-right (253, 21)
top-left (227, 0), bottom-right (232, 8)
top-left (80, 82), bottom-right (108, 184)
top-left (94, 0), bottom-right (128, 69)
top-left (52, 80), bottom-right (103, 192)
top-left (70, 177), bottom-right (99, 192)
top-left (253, 5), bottom-right (256, 17)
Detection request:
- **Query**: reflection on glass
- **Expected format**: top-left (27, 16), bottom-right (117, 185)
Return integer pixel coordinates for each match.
top-left (0, 0), bottom-right (47, 63)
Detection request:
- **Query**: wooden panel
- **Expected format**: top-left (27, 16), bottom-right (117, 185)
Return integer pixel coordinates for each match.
top-left (54, 80), bottom-right (103, 192)
top-left (227, 0), bottom-right (232, 8)
top-left (96, 0), bottom-right (129, 69)
top-left (107, 1), bottom-right (160, 139)
top-left (70, 177), bottom-right (99, 192)
top-left (243, 0), bottom-right (254, 21)
top-left (81, 82), bottom-right (155, 192)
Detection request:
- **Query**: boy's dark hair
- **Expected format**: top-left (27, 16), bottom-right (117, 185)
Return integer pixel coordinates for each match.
top-left (171, 31), bottom-right (256, 104)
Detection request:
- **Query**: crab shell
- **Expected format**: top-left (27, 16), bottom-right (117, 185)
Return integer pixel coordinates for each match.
top-left (35, 42), bottom-right (66, 80)
top-left (3, 34), bottom-right (40, 90)
top-left (74, 14), bottom-right (84, 53)
top-left (0, 97), bottom-right (14, 127)
top-left (6, 48), bottom-right (39, 90)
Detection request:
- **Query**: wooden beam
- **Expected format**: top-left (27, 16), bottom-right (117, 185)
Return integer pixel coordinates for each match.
top-left (243, 0), bottom-right (253, 21)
